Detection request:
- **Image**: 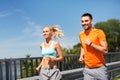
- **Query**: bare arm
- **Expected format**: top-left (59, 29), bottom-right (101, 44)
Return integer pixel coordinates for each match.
top-left (36, 43), bottom-right (43, 71)
top-left (85, 38), bottom-right (108, 54)
top-left (36, 62), bottom-right (42, 71)
top-left (52, 42), bottom-right (64, 62)
top-left (91, 41), bottom-right (108, 54)
top-left (40, 43), bottom-right (42, 49)
top-left (79, 47), bottom-right (84, 63)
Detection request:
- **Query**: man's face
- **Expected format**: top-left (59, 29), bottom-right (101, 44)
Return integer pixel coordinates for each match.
top-left (81, 16), bottom-right (92, 30)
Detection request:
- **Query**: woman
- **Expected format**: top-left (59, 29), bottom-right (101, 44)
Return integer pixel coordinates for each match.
top-left (36, 25), bottom-right (64, 80)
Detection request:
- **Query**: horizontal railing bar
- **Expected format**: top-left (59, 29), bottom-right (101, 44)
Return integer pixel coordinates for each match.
top-left (18, 61), bottom-right (120, 80)
top-left (106, 61), bottom-right (120, 66)
top-left (61, 68), bottom-right (83, 76)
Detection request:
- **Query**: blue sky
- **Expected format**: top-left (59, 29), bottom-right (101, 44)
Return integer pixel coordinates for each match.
top-left (0, 0), bottom-right (120, 59)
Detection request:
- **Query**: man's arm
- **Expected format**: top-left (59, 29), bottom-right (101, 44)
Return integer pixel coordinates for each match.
top-left (91, 41), bottom-right (108, 54)
top-left (85, 38), bottom-right (108, 54)
top-left (79, 47), bottom-right (84, 63)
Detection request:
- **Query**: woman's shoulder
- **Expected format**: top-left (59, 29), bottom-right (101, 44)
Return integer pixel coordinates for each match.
top-left (52, 40), bottom-right (59, 45)
top-left (40, 42), bottom-right (44, 48)
top-left (52, 41), bottom-right (61, 48)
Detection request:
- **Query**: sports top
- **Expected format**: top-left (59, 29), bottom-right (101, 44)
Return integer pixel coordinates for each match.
top-left (41, 41), bottom-right (57, 58)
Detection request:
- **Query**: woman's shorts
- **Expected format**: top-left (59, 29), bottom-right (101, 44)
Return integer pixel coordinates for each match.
top-left (39, 67), bottom-right (62, 80)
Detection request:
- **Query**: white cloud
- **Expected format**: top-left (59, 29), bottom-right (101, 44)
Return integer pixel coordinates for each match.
top-left (0, 9), bottom-right (23, 17)
top-left (22, 16), bottom-right (43, 37)
top-left (0, 11), bottom-right (13, 17)
top-left (0, 36), bottom-right (39, 47)
top-left (57, 36), bottom-right (79, 49)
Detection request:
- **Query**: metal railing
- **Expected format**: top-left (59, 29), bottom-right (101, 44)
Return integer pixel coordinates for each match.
top-left (61, 61), bottom-right (120, 80)
top-left (0, 52), bottom-right (120, 80)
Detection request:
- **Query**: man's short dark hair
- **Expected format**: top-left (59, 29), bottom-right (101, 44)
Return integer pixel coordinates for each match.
top-left (81, 13), bottom-right (93, 20)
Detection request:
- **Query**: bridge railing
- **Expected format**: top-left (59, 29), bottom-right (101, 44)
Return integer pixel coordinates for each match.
top-left (0, 52), bottom-right (120, 80)
top-left (17, 61), bottom-right (120, 80)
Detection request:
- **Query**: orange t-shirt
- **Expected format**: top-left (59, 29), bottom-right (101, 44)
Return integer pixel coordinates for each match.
top-left (79, 28), bottom-right (106, 68)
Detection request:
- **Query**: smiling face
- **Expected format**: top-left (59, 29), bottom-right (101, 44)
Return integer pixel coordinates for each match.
top-left (42, 27), bottom-right (52, 39)
top-left (81, 16), bottom-right (92, 31)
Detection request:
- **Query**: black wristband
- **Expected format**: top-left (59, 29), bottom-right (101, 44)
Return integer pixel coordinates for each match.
top-left (89, 42), bottom-right (92, 46)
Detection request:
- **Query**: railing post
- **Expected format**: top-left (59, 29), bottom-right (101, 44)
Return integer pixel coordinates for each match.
top-left (13, 60), bottom-right (17, 80)
top-left (108, 53), bottom-right (113, 79)
top-left (5, 59), bottom-right (9, 80)
top-left (59, 62), bottom-right (62, 71)
top-left (5, 59), bottom-right (12, 80)
top-left (0, 62), bottom-right (3, 80)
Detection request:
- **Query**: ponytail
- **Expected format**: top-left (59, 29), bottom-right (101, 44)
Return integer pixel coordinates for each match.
top-left (51, 25), bottom-right (64, 39)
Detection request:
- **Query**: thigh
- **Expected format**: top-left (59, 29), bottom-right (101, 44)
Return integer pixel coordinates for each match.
top-left (83, 66), bottom-right (108, 80)
top-left (83, 68), bottom-right (96, 80)
top-left (39, 68), bottom-right (49, 80)
top-left (50, 68), bottom-right (62, 80)
top-left (96, 66), bottom-right (108, 80)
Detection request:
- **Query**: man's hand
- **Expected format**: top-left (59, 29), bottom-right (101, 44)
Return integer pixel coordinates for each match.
top-left (85, 38), bottom-right (92, 46)
top-left (79, 56), bottom-right (84, 64)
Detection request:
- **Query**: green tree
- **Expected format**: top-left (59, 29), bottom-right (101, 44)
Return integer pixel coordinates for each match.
top-left (62, 48), bottom-right (70, 55)
top-left (26, 54), bottom-right (31, 58)
top-left (95, 19), bottom-right (120, 52)
top-left (62, 43), bottom-right (81, 55)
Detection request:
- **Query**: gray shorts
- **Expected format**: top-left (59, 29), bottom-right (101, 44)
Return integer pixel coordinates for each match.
top-left (39, 68), bottom-right (62, 80)
top-left (83, 65), bottom-right (108, 80)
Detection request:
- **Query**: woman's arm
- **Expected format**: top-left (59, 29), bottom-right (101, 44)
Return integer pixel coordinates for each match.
top-left (52, 42), bottom-right (64, 62)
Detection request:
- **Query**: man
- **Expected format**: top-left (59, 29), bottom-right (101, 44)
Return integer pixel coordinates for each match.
top-left (79, 13), bottom-right (108, 80)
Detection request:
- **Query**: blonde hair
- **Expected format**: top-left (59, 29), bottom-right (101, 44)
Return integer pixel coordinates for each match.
top-left (44, 25), bottom-right (64, 39)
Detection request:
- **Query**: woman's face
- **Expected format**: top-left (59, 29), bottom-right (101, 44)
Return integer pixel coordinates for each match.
top-left (42, 27), bottom-right (52, 39)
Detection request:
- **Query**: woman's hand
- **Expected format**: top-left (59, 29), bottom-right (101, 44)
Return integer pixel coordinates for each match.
top-left (36, 66), bottom-right (40, 72)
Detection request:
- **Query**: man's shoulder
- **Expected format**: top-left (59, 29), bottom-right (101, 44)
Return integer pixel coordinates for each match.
top-left (92, 28), bottom-right (104, 33)
top-left (79, 30), bottom-right (84, 35)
